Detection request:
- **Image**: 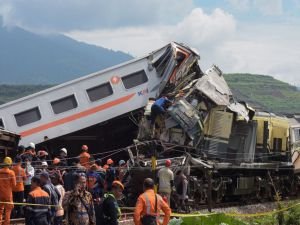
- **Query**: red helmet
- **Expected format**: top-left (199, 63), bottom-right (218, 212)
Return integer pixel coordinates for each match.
top-left (165, 159), bottom-right (171, 167)
top-left (53, 158), bottom-right (61, 165)
top-left (107, 158), bottom-right (114, 165)
top-left (82, 145), bottom-right (88, 151)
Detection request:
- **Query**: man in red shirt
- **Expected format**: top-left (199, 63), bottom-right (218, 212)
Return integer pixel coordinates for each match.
top-left (0, 157), bottom-right (16, 225)
top-left (12, 156), bottom-right (26, 218)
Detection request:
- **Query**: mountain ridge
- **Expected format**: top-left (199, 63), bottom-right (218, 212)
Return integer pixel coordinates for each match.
top-left (0, 26), bottom-right (133, 84)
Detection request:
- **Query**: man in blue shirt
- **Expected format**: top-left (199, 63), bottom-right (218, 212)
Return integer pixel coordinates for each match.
top-left (150, 96), bottom-right (172, 125)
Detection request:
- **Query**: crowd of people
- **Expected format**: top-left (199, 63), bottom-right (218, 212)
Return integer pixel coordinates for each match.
top-left (0, 142), bottom-right (179, 225)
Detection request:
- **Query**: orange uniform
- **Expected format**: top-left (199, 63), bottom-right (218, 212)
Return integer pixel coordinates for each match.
top-left (134, 189), bottom-right (171, 225)
top-left (0, 167), bottom-right (16, 225)
top-left (79, 152), bottom-right (91, 169)
top-left (12, 164), bottom-right (26, 192)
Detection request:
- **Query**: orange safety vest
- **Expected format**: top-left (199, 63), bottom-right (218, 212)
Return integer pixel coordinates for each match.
top-left (134, 189), bottom-right (171, 225)
top-left (12, 164), bottom-right (26, 192)
top-left (0, 168), bottom-right (16, 202)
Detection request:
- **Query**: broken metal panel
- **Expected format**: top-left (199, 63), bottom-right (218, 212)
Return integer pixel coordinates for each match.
top-left (167, 98), bottom-right (203, 140)
top-left (227, 102), bottom-right (250, 121)
top-left (195, 65), bottom-right (232, 106)
top-left (228, 121), bottom-right (257, 163)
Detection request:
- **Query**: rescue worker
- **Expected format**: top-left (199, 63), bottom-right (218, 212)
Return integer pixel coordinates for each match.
top-left (105, 158), bottom-right (116, 191)
top-left (79, 144), bottom-right (91, 169)
top-left (24, 157), bottom-right (35, 200)
top-left (63, 173), bottom-right (96, 225)
top-left (150, 96), bottom-right (172, 125)
top-left (157, 159), bottom-right (174, 205)
top-left (0, 157), bottom-right (16, 225)
top-left (134, 178), bottom-right (171, 225)
top-left (58, 148), bottom-right (68, 167)
top-left (37, 150), bottom-right (48, 162)
top-left (25, 176), bottom-right (51, 225)
top-left (101, 181), bottom-right (124, 225)
top-left (12, 156), bottom-right (26, 218)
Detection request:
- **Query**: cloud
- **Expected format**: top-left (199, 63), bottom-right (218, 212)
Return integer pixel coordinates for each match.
top-left (67, 8), bottom-right (236, 56)
top-left (67, 7), bottom-right (300, 86)
top-left (0, 0), bottom-right (194, 32)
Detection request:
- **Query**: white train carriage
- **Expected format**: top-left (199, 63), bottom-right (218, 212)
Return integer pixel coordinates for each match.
top-left (0, 42), bottom-right (199, 146)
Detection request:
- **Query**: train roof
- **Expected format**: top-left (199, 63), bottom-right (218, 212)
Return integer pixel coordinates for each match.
top-left (0, 42), bottom-right (199, 110)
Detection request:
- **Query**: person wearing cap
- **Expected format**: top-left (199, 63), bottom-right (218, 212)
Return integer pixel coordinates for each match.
top-left (157, 159), bottom-right (174, 205)
top-left (134, 178), bottom-right (171, 225)
top-left (105, 158), bottom-right (116, 191)
top-left (101, 180), bottom-right (124, 225)
top-left (37, 150), bottom-right (48, 160)
top-left (0, 157), bottom-right (16, 225)
top-left (49, 158), bottom-right (64, 185)
top-left (79, 145), bottom-right (91, 169)
top-left (87, 164), bottom-right (104, 200)
top-left (116, 160), bottom-right (127, 182)
top-left (12, 156), bottom-right (26, 218)
top-left (58, 147), bottom-right (68, 167)
top-left (63, 173), bottom-right (96, 225)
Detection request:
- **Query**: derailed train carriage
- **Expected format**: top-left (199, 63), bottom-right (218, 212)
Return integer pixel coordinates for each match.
top-left (122, 63), bottom-right (300, 209)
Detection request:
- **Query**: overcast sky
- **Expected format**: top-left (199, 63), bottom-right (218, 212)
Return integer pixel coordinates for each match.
top-left (0, 0), bottom-right (299, 85)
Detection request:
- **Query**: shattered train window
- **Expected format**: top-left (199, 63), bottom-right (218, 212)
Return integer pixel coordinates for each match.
top-left (15, 107), bottom-right (41, 127)
top-left (153, 45), bottom-right (173, 77)
top-left (87, 83), bottom-right (113, 102)
top-left (121, 70), bottom-right (148, 89)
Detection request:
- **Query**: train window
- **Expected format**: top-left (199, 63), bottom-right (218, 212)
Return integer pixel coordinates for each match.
top-left (294, 128), bottom-right (300, 142)
top-left (121, 70), bottom-right (148, 89)
top-left (0, 119), bottom-right (4, 128)
top-left (86, 83), bottom-right (113, 102)
top-left (15, 107), bottom-right (41, 127)
top-left (51, 95), bottom-right (78, 114)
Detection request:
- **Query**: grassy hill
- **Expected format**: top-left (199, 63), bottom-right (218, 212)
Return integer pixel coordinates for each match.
top-left (0, 74), bottom-right (299, 114)
top-left (0, 85), bottom-right (53, 105)
top-left (224, 73), bottom-right (300, 114)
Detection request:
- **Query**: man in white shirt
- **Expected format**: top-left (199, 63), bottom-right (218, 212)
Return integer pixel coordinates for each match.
top-left (24, 158), bottom-right (35, 200)
top-left (157, 159), bottom-right (174, 206)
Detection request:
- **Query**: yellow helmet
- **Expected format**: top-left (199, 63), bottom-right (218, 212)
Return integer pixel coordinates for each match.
top-left (3, 157), bottom-right (13, 166)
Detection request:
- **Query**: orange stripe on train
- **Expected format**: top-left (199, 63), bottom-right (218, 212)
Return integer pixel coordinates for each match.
top-left (20, 93), bottom-right (135, 137)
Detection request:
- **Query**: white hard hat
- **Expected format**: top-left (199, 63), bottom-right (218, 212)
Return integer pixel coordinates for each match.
top-left (29, 142), bottom-right (35, 149)
top-left (41, 161), bottom-right (48, 167)
top-left (60, 148), bottom-right (67, 155)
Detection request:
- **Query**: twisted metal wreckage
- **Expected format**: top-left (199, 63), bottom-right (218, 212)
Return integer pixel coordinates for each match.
top-left (121, 43), bottom-right (299, 210)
